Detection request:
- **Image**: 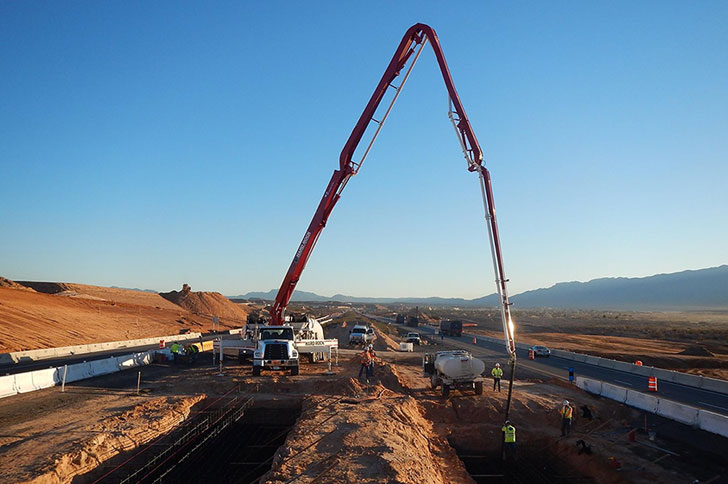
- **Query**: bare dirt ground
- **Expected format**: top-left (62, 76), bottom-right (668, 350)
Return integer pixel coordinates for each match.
top-left (1, 323), bottom-right (724, 484)
top-left (0, 281), bottom-right (252, 353)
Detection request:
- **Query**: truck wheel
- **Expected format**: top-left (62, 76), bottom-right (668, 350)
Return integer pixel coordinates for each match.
top-left (430, 376), bottom-right (439, 390)
top-left (442, 385), bottom-right (450, 398)
top-left (475, 381), bottom-right (483, 395)
top-left (252, 366), bottom-right (261, 376)
top-left (290, 366), bottom-right (299, 376)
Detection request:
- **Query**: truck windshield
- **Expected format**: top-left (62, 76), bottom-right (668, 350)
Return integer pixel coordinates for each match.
top-left (260, 327), bottom-right (295, 340)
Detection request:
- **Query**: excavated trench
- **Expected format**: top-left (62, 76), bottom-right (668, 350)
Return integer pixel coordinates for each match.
top-left (449, 437), bottom-right (595, 483)
top-left (74, 396), bottom-right (302, 484)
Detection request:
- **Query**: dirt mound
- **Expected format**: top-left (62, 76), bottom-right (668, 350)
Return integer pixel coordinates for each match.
top-left (160, 284), bottom-right (248, 322)
top-left (0, 277), bottom-right (35, 291)
top-left (678, 345), bottom-right (715, 357)
top-left (263, 395), bottom-right (472, 484)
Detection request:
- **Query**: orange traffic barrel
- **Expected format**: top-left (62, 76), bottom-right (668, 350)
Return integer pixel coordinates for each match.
top-left (648, 376), bottom-right (658, 392)
top-left (635, 360), bottom-right (643, 366)
top-left (472, 337), bottom-right (477, 344)
top-left (528, 349), bottom-right (535, 360)
top-left (159, 339), bottom-right (165, 349)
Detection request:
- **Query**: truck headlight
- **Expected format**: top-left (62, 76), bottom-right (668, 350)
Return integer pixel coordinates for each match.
top-left (292, 350), bottom-right (298, 357)
top-left (254, 351), bottom-right (262, 358)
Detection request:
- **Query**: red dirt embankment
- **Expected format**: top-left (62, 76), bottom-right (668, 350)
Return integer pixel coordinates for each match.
top-left (0, 279), bottom-right (250, 353)
top-left (160, 284), bottom-right (248, 322)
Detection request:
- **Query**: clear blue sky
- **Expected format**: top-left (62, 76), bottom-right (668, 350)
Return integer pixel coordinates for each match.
top-left (1, 1), bottom-right (726, 298)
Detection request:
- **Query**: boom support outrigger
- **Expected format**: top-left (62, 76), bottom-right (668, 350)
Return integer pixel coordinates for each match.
top-left (268, 23), bottom-right (517, 401)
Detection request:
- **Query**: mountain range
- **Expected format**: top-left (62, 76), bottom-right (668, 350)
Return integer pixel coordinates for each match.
top-left (232, 265), bottom-right (728, 311)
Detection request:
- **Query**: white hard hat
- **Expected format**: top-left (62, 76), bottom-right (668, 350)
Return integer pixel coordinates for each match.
top-left (563, 400), bottom-right (569, 406)
top-left (495, 363), bottom-right (500, 367)
top-left (368, 344), bottom-right (373, 350)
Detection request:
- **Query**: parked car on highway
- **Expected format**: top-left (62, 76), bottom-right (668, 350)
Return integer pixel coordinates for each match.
top-left (530, 345), bottom-right (551, 357)
top-left (406, 332), bottom-right (421, 345)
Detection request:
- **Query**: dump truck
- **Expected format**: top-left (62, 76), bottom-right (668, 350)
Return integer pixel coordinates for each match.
top-left (439, 320), bottom-right (463, 337)
top-left (423, 350), bottom-right (486, 397)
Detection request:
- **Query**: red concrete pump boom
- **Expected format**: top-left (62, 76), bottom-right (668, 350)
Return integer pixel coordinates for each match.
top-left (269, 23), bottom-right (516, 364)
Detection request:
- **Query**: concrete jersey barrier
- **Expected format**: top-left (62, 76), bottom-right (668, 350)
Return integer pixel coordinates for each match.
top-left (0, 349), bottom-right (157, 400)
top-left (576, 376), bottom-right (728, 439)
top-left (2, 333), bottom-right (202, 365)
top-left (549, 348), bottom-right (728, 396)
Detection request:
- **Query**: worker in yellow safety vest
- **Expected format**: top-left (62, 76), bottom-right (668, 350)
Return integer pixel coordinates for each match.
top-left (501, 420), bottom-right (517, 461)
top-left (491, 363), bottom-right (503, 392)
top-left (170, 342), bottom-right (181, 363)
top-left (560, 400), bottom-right (574, 437)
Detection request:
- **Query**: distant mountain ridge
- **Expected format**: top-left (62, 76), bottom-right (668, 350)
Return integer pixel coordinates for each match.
top-left (232, 265), bottom-right (728, 310)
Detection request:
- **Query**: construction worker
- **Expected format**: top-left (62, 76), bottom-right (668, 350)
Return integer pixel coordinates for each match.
top-left (358, 347), bottom-right (372, 379)
top-left (501, 419), bottom-right (516, 461)
top-left (170, 342), bottom-right (181, 363)
top-left (491, 363), bottom-right (503, 392)
top-left (367, 344), bottom-right (376, 377)
top-left (560, 400), bottom-right (574, 437)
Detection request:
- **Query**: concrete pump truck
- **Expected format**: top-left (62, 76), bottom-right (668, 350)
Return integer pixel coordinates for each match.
top-left (257, 24), bottom-right (518, 407)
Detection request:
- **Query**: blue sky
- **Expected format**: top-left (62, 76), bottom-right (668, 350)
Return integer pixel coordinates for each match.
top-left (1, 1), bottom-right (726, 298)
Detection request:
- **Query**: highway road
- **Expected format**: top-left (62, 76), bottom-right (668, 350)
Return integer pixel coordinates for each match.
top-left (0, 334), bottom-right (223, 376)
top-left (366, 313), bottom-right (728, 418)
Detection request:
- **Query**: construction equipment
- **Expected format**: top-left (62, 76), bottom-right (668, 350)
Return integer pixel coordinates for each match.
top-left (440, 319), bottom-right (463, 337)
top-left (267, 23), bottom-right (517, 405)
top-left (423, 350), bottom-right (486, 397)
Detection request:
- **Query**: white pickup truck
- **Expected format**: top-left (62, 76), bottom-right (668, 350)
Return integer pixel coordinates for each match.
top-left (348, 325), bottom-right (374, 346)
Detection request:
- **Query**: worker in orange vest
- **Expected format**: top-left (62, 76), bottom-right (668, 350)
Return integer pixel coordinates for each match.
top-left (358, 348), bottom-right (372, 379)
top-left (367, 344), bottom-right (376, 377)
top-left (560, 400), bottom-right (574, 437)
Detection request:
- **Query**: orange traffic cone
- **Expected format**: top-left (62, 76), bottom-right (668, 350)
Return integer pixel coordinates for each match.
top-left (472, 337), bottom-right (477, 344)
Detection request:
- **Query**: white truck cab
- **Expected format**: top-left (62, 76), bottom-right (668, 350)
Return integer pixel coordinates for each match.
top-left (253, 325), bottom-right (299, 376)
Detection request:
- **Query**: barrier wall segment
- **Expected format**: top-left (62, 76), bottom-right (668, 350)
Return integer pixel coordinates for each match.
top-left (576, 376), bottom-right (728, 439)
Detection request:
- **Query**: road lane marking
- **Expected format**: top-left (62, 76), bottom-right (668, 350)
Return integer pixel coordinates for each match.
top-left (614, 379), bottom-right (633, 387)
top-left (699, 401), bottom-right (728, 412)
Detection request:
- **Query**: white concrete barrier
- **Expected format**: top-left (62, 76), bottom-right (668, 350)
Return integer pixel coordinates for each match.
top-left (2, 333), bottom-right (202, 364)
top-left (64, 362), bottom-right (93, 383)
top-left (625, 389), bottom-right (659, 413)
top-left (117, 351), bottom-right (152, 369)
top-left (575, 376), bottom-right (603, 395)
top-left (0, 374), bottom-right (17, 398)
top-left (577, 376), bottom-right (728, 438)
top-left (399, 342), bottom-right (413, 352)
top-left (599, 382), bottom-right (628, 403)
top-left (582, 355), bottom-right (603, 367)
top-left (699, 376), bottom-right (728, 394)
top-left (90, 356), bottom-right (120, 377)
top-left (697, 409), bottom-right (728, 438)
top-left (531, 346), bottom-right (728, 397)
top-left (656, 398), bottom-right (700, 426)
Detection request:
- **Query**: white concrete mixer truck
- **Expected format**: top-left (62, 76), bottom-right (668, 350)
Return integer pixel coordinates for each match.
top-left (423, 350), bottom-right (486, 397)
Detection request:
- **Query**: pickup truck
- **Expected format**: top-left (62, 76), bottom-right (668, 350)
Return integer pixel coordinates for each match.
top-left (405, 332), bottom-right (421, 345)
top-left (348, 325), bottom-right (374, 346)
